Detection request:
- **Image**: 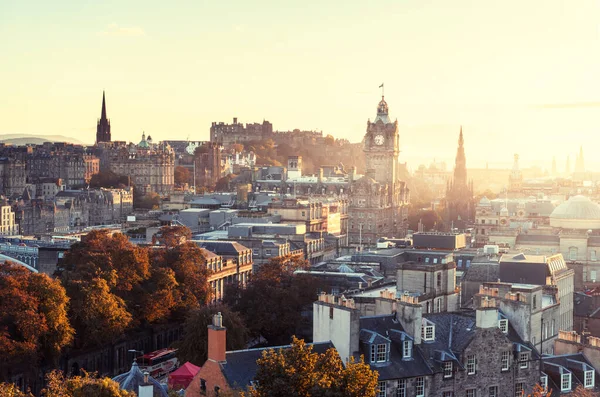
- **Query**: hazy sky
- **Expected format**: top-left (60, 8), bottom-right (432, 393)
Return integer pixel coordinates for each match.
top-left (1, 0), bottom-right (599, 170)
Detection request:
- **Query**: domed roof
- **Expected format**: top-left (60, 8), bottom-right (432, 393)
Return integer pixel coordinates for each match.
top-left (550, 195), bottom-right (600, 220)
top-left (112, 361), bottom-right (168, 397)
top-left (138, 132), bottom-right (150, 149)
top-left (479, 196), bottom-right (491, 206)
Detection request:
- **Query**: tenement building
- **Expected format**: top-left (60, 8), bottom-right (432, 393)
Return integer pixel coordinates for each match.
top-left (348, 96), bottom-right (410, 246)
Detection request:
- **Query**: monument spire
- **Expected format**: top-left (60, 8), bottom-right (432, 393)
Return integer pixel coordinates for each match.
top-left (96, 91), bottom-right (111, 143)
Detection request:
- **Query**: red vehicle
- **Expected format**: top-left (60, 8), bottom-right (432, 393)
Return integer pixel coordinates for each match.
top-left (137, 349), bottom-right (179, 378)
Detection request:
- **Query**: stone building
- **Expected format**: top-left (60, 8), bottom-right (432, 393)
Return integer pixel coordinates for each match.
top-left (508, 154), bottom-right (524, 194)
top-left (348, 96), bottom-right (410, 246)
top-left (107, 133), bottom-right (175, 196)
top-left (194, 142), bottom-right (222, 190)
top-left (0, 201), bottom-right (18, 236)
top-left (0, 157), bottom-right (26, 198)
top-left (210, 117), bottom-right (273, 147)
top-left (444, 128), bottom-right (474, 230)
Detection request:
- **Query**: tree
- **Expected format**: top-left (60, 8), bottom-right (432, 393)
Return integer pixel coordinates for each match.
top-left (134, 191), bottom-right (161, 210)
top-left (155, 225), bottom-right (192, 248)
top-left (245, 337), bottom-right (378, 397)
top-left (0, 263), bottom-right (73, 367)
top-left (324, 134), bottom-right (335, 146)
top-left (0, 383), bottom-right (33, 397)
top-left (174, 166), bottom-right (191, 186)
top-left (42, 370), bottom-right (136, 397)
top-left (223, 257), bottom-right (323, 345)
top-left (89, 171), bottom-right (129, 189)
top-left (175, 304), bottom-right (249, 366)
top-left (215, 174), bottom-right (236, 192)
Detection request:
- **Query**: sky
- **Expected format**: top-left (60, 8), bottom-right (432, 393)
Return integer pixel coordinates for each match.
top-left (1, 0), bottom-right (599, 170)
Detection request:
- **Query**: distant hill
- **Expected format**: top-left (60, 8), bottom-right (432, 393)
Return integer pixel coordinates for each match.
top-left (0, 134), bottom-right (88, 146)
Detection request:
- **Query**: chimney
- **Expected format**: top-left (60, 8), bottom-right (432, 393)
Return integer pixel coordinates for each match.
top-left (138, 372), bottom-right (153, 397)
top-left (207, 312), bottom-right (226, 362)
top-left (475, 297), bottom-right (499, 329)
top-left (313, 294), bottom-right (360, 364)
top-left (396, 295), bottom-right (422, 344)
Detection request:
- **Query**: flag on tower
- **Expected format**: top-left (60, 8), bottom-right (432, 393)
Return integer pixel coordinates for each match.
top-left (379, 83), bottom-right (383, 88)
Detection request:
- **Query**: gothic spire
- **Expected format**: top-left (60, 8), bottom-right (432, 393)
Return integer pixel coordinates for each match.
top-left (453, 126), bottom-right (467, 187)
top-left (101, 90), bottom-right (107, 121)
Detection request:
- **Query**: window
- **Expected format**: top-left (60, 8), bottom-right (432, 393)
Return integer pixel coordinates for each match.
top-left (397, 380), bottom-right (406, 397)
top-left (458, 259), bottom-right (463, 267)
top-left (501, 351), bottom-right (510, 371)
top-left (433, 258), bottom-right (438, 264)
top-left (378, 381), bottom-right (387, 397)
top-left (467, 355), bottom-right (476, 375)
top-left (415, 377), bottom-right (424, 397)
top-left (585, 370), bottom-right (595, 388)
top-left (437, 273), bottom-right (442, 289)
top-left (540, 375), bottom-right (548, 392)
top-left (519, 352), bottom-right (528, 369)
top-left (591, 270), bottom-right (597, 282)
top-left (371, 345), bottom-right (376, 363)
top-left (443, 361), bottom-right (453, 378)
top-left (561, 373), bottom-right (571, 392)
top-left (489, 386), bottom-right (498, 397)
top-left (422, 324), bottom-right (435, 341)
top-left (425, 257), bottom-right (430, 263)
top-left (402, 340), bottom-right (412, 359)
top-left (498, 319), bottom-right (508, 334)
top-left (466, 260), bottom-right (471, 267)
top-left (532, 295), bottom-right (537, 310)
top-left (591, 250), bottom-right (597, 261)
top-left (443, 392), bottom-right (453, 397)
top-left (436, 299), bottom-right (442, 313)
top-left (466, 389), bottom-right (475, 397)
top-left (377, 344), bottom-right (387, 362)
top-left (200, 379), bottom-right (207, 395)
top-left (569, 247), bottom-right (578, 261)
top-left (515, 383), bottom-right (524, 397)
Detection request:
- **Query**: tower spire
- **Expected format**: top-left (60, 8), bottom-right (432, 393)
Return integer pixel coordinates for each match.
top-left (101, 90), bottom-right (107, 120)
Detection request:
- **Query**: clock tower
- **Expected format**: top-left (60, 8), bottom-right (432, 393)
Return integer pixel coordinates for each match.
top-left (364, 96), bottom-right (399, 184)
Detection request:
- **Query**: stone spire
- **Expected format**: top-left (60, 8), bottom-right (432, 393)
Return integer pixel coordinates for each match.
top-left (575, 146), bottom-right (585, 173)
top-left (453, 126), bottom-right (467, 187)
top-left (96, 91), bottom-right (112, 143)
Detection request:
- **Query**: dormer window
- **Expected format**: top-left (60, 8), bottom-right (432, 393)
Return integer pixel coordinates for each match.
top-left (421, 319), bottom-right (435, 342)
top-left (561, 373), bottom-right (572, 392)
top-left (498, 319), bottom-right (508, 334)
top-left (585, 370), bottom-right (595, 388)
top-left (402, 340), bottom-right (412, 359)
top-left (371, 343), bottom-right (389, 363)
top-left (540, 374), bottom-right (548, 392)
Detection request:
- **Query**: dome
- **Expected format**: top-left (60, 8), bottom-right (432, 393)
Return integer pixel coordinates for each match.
top-left (479, 196), bottom-right (491, 206)
top-left (550, 195), bottom-right (600, 229)
top-left (138, 132), bottom-right (150, 149)
top-left (112, 361), bottom-right (168, 397)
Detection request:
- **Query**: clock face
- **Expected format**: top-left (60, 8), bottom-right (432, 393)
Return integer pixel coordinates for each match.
top-left (374, 134), bottom-right (385, 145)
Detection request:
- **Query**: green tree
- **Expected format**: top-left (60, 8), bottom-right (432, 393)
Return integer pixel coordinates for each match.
top-left (175, 304), bottom-right (249, 366)
top-left (224, 257), bottom-right (323, 345)
top-left (174, 166), bottom-right (191, 186)
top-left (42, 370), bottom-right (136, 397)
top-left (245, 337), bottom-right (378, 397)
top-left (134, 191), bottom-right (161, 210)
top-left (0, 263), bottom-right (74, 367)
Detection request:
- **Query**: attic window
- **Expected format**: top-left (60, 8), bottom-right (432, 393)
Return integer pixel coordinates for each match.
top-left (421, 320), bottom-right (435, 342)
top-left (585, 370), bottom-right (595, 388)
top-left (402, 340), bottom-right (412, 359)
top-left (444, 361), bottom-right (453, 378)
top-left (561, 373), bottom-right (571, 392)
top-left (540, 374), bottom-right (548, 392)
top-left (498, 319), bottom-right (508, 334)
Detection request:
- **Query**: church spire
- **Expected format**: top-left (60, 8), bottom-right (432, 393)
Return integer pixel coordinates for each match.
top-left (453, 126), bottom-right (467, 187)
top-left (96, 91), bottom-right (111, 143)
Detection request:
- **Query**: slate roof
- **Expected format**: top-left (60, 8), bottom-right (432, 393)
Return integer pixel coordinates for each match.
top-left (463, 262), bottom-right (500, 282)
top-left (192, 240), bottom-right (250, 256)
top-left (221, 342), bottom-right (334, 389)
top-left (542, 353), bottom-right (599, 396)
top-left (112, 361), bottom-right (168, 397)
top-left (358, 315), bottom-right (433, 380)
top-left (574, 292), bottom-right (600, 319)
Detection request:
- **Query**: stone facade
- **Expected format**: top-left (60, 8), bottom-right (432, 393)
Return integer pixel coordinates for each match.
top-left (194, 142), bottom-right (222, 190)
top-left (0, 158), bottom-right (26, 197)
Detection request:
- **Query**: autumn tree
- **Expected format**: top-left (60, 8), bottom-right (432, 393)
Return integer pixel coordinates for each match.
top-left (224, 256), bottom-right (323, 345)
top-left (155, 225), bottom-right (192, 248)
top-left (174, 166), bottom-right (191, 186)
top-left (324, 134), bottom-right (335, 146)
top-left (245, 337), bottom-right (378, 397)
top-left (0, 263), bottom-right (73, 369)
top-left (175, 304), bottom-right (249, 366)
top-left (0, 383), bottom-right (33, 397)
top-left (60, 231), bottom-right (150, 345)
top-left (42, 370), bottom-right (136, 397)
top-left (134, 191), bottom-right (161, 210)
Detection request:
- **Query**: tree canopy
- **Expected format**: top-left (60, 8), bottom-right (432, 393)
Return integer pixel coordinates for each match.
top-left (175, 304), bottom-right (249, 366)
top-left (0, 383), bottom-right (33, 397)
top-left (89, 170), bottom-right (129, 189)
top-left (42, 370), bottom-right (136, 397)
top-left (174, 166), bottom-right (191, 186)
top-left (0, 263), bottom-right (73, 367)
top-left (245, 337), bottom-right (378, 397)
top-left (223, 256), bottom-right (323, 345)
